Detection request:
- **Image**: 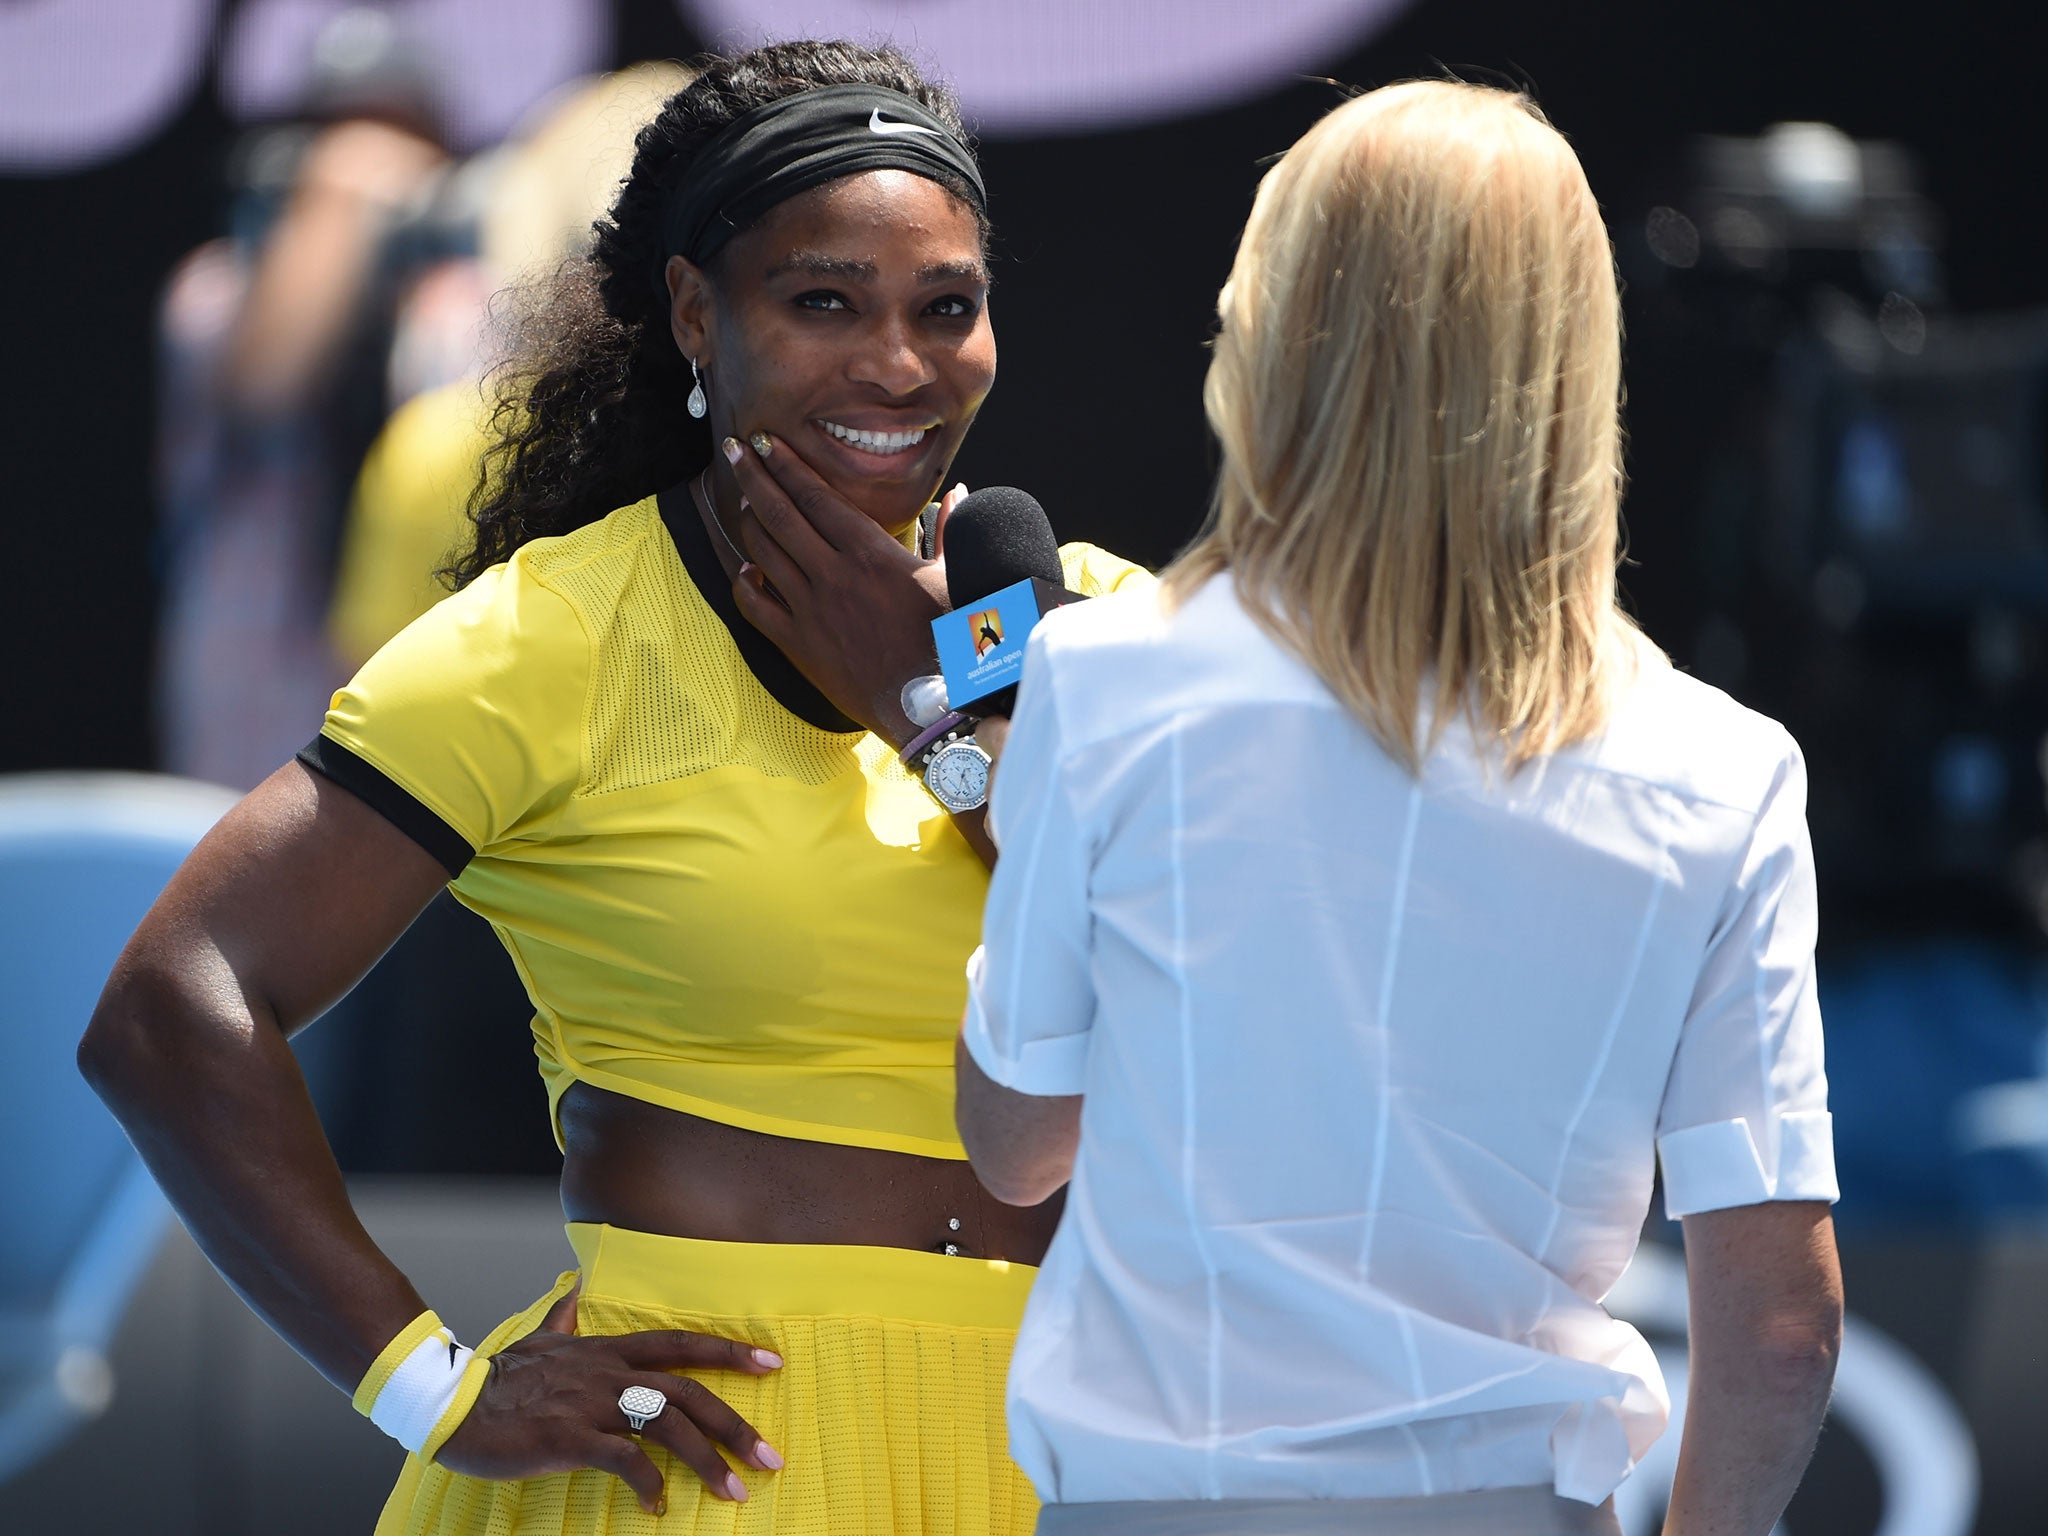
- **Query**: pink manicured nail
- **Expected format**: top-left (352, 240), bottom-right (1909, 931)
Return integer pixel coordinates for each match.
top-left (722, 437), bottom-right (743, 464)
top-left (757, 1443), bottom-right (784, 1470)
top-left (725, 1473), bottom-right (749, 1502)
top-left (752, 1348), bottom-right (783, 1368)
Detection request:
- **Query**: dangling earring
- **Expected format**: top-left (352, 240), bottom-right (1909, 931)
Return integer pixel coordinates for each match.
top-left (687, 357), bottom-right (708, 419)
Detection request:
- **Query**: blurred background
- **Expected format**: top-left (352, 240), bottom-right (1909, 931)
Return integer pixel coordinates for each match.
top-left (1, 1), bottom-right (2041, 1533)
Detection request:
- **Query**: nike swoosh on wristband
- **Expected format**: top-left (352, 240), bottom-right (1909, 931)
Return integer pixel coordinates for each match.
top-left (869, 108), bottom-right (943, 138)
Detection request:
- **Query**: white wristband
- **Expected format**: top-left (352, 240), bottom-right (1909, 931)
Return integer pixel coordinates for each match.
top-left (354, 1310), bottom-right (481, 1456)
top-left (370, 1325), bottom-right (476, 1454)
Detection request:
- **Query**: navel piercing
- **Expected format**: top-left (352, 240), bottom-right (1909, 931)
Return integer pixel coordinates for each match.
top-left (948, 1217), bottom-right (962, 1230)
top-left (687, 358), bottom-right (707, 419)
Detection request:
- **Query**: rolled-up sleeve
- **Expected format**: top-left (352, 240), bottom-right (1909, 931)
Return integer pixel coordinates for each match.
top-left (961, 631), bottom-right (1098, 1096)
top-left (1657, 739), bottom-right (1838, 1216)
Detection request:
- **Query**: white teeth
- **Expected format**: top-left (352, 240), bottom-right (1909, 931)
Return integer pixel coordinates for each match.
top-left (819, 420), bottom-right (929, 454)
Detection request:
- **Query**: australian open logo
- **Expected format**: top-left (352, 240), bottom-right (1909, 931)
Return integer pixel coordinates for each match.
top-left (970, 608), bottom-right (1004, 659)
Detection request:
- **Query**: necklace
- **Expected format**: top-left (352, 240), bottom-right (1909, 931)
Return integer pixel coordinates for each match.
top-left (692, 467), bottom-right (748, 568)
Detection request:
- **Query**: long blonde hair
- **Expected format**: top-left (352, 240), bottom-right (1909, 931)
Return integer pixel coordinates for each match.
top-left (1165, 80), bottom-right (1658, 771)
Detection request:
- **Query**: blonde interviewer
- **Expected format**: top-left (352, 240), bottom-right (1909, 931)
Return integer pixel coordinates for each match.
top-left (958, 80), bottom-right (1841, 1536)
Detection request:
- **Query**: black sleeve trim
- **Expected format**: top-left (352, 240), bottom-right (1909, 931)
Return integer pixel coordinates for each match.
top-left (296, 735), bottom-right (474, 879)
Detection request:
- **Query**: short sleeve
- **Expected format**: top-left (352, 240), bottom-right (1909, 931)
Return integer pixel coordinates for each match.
top-left (1657, 738), bottom-right (1838, 1216)
top-left (1058, 541), bottom-right (1156, 599)
top-left (960, 632), bottom-right (1098, 1097)
top-left (304, 559), bottom-right (589, 876)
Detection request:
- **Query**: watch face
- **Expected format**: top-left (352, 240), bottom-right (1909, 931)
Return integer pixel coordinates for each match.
top-left (927, 740), bottom-right (991, 812)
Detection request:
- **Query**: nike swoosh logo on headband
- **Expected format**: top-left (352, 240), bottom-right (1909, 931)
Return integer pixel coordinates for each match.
top-left (869, 108), bottom-right (943, 139)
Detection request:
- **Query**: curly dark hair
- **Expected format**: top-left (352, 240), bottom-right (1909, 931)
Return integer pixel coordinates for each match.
top-left (444, 41), bottom-right (982, 587)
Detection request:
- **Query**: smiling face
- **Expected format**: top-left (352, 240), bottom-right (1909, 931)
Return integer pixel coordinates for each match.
top-left (667, 169), bottom-right (995, 536)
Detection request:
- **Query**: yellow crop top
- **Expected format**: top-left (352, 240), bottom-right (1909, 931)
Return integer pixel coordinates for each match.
top-left (301, 487), bottom-right (1151, 1159)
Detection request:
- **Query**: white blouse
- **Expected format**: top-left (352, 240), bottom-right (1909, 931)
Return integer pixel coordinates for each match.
top-left (963, 573), bottom-right (1836, 1508)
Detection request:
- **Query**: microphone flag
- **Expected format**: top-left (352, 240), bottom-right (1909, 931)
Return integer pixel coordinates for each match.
top-left (931, 576), bottom-right (1078, 711)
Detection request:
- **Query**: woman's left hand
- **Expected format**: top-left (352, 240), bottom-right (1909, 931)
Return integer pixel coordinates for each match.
top-left (721, 432), bottom-right (959, 747)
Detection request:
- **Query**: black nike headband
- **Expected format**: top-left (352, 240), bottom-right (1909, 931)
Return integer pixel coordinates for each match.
top-left (658, 82), bottom-right (987, 285)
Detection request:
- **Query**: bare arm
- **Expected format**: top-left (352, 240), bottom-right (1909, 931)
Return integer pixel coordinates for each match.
top-left (1666, 1200), bottom-right (1843, 1536)
top-left (79, 763), bottom-right (784, 1508)
top-left (950, 705), bottom-right (1087, 1197)
top-left (221, 120), bottom-right (445, 414)
top-left (954, 1033), bottom-right (1081, 1206)
top-left (78, 761), bottom-right (449, 1390)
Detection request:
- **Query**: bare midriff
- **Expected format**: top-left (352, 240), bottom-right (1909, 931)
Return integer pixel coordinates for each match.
top-left (557, 1080), bottom-right (1063, 1263)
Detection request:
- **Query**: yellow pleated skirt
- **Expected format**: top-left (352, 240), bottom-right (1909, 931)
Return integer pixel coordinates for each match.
top-left (375, 1224), bottom-right (1041, 1536)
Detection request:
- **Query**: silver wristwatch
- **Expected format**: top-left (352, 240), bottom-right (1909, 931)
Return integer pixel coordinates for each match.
top-left (902, 712), bottom-right (991, 813)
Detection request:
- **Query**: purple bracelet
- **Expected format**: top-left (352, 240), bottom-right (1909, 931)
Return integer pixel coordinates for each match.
top-left (899, 709), bottom-right (972, 766)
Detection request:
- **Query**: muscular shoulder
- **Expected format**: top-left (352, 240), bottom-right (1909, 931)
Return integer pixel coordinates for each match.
top-left (342, 497), bottom-right (676, 716)
top-left (320, 499), bottom-right (677, 850)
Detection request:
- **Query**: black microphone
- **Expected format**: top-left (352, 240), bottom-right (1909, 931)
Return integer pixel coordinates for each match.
top-left (944, 486), bottom-right (1063, 608)
top-left (934, 487), bottom-right (1080, 718)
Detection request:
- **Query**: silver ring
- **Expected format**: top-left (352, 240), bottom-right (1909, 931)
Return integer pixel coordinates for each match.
top-left (618, 1384), bottom-right (667, 1433)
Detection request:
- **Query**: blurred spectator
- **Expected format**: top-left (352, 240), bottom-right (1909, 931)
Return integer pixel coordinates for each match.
top-left (326, 61), bottom-right (692, 670)
top-left (154, 8), bottom-right (452, 790)
top-left (325, 378), bottom-right (493, 671)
